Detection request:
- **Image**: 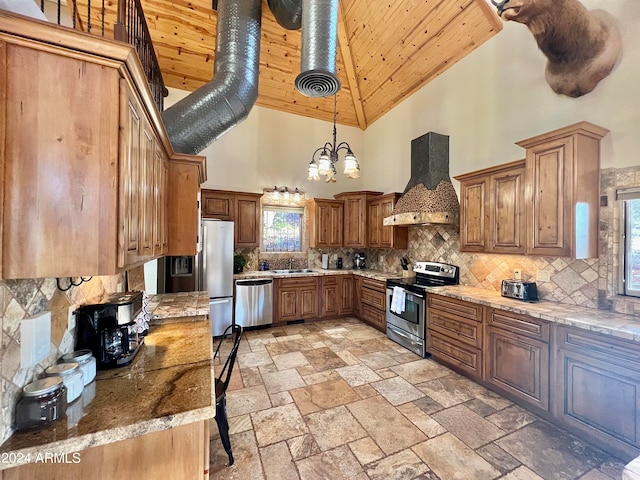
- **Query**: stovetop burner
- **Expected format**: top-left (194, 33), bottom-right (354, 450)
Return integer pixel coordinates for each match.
top-left (387, 261), bottom-right (459, 296)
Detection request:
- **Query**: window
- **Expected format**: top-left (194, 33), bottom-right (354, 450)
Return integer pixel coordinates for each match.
top-left (619, 188), bottom-right (640, 297)
top-left (262, 206), bottom-right (303, 252)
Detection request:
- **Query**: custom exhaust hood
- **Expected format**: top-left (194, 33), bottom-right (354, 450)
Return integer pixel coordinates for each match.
top-left (383, 132), bottom-right (460, 226)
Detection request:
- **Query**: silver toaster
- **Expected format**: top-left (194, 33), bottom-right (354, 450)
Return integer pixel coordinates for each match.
top-left (501, 280), bottom-right (538, 301)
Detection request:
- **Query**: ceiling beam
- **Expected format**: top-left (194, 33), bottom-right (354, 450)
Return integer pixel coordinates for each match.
top-left (337, 0), bottom-right (366, 130)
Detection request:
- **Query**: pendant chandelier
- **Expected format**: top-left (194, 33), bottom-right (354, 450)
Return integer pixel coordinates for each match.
top-left (307, 95), bottom-right (360, 183)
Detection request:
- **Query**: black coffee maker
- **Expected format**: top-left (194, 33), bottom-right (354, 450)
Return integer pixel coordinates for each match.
top-left (75, 292), bottom-right (144, 370)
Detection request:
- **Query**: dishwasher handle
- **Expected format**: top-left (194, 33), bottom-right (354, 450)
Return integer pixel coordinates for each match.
top-left (236, 279), bottom-right (273, 287)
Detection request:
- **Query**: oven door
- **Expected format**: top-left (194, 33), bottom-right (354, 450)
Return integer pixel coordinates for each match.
top-left (385, 287), bottom-right (425, 340)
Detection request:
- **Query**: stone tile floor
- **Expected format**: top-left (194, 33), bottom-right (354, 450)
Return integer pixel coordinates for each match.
top-left (209, 318), bottom-right (628, 480)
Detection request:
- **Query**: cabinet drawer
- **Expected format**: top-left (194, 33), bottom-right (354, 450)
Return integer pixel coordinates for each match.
top-left (428, 331), bottom-right (482, 378)
top-left (427, 310), bottom-right (483, 348)
top-left (322, 275), bottom-right (338, 285)
top-left (361, 287), bottom-right (385, 310)
top-left (428, 294), bottom-right (483, 322)
top-left (556, 326), bottom-right (640, 369)
top-left (487, 308), bottom-right (550, 342)
top-left (276, 277), bottom-right (318, 289)
top-left (361, 304), bottom-right (386, 329)
top-left (361, 277), bottom-right (386, 293)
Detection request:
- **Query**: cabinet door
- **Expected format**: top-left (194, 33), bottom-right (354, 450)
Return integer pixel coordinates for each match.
top-left (459, 177), bottom-right (487, 252)
top-left (120, 84), bottom-right (143, 268)
top-left (153, 147), bottom-right (169, 255)
top-left (201, 190), bottom-right (233, 220)
top-left (235, 195), bottom-right (260, 247)
top-left (139, 124), bottom-right (155, 257)
top-left (368, 202), bottom-right (381, 247)
top-left (310, 200), bottom-right (343, 247)
top-left (328, 202), bottom-right (344, 246)
top-left (343, 196), bottom-right (367, 248)
top-left (379, 198), bottom-right (395, 248)
top-left (321, 277), bottom-right (340, 317)
top-left (298, 287), bottom-right (318, 319)
top-left (340, 275), bottom-right (354, 314)
top-left (526, 137), bottom-right (573, 256)
top-left (353, 276), bottom-right (363, 317)
top-left (278, 289), bottom-right (298, 321)
top-left (490, 167), bottom-right (525, 254)
top-left (485, 327), bottom-right (549, 411)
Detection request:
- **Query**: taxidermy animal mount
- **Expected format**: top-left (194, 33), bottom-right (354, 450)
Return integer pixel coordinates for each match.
top-left (491, 0), bottom-right (622, 97)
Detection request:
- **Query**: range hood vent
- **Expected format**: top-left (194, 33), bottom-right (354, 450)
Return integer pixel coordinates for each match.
top-left (383, 132), bottom-right (460, 226)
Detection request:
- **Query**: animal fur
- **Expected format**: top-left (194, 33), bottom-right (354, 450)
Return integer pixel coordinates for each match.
top-left (496, 0), bottom-right (622, 97)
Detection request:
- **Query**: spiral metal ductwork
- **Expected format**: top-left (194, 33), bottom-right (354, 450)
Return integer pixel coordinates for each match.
top-left (295, 0), bottom-right (341, 97)
top-left (267, 0), bottom-right (302, 30)
top-left (161, 0), bottom-right (262, 155)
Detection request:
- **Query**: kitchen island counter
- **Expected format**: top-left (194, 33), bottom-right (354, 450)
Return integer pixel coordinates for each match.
top-left (0, 317), bottom-right (214, 472)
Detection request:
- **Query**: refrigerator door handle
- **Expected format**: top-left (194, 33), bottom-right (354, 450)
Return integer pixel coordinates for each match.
top-left (201, 223), bottom-right (208, 292)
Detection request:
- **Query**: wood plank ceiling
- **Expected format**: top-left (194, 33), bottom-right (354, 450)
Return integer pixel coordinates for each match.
top-left (138, 0), bottom-right (502, 129)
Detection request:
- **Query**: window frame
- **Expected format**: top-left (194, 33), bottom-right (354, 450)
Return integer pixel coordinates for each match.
top-left (261, 205), bottom-right (304, 253)
top-left (617, 188), bottom-right (640, 297)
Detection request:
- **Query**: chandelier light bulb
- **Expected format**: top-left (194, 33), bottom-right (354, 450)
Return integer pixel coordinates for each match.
top-left (343, 152), bottom-right (358, 175)
top-left (308, 161), bottom-right (320, 181)
top-left (318, 152), bottom-right (331, 175)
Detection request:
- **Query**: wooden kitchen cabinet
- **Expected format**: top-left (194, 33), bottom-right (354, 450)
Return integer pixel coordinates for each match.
top-left (309, 199), bottom-right (343, 248)
top-left (353, 276), bottom-right (363, 317)
top-left (516, 122), bottom-right (608, 258)
top-left (484, 308), bottom-right (550, 412)
top-left (358, 277), bottom-right (386, 332)
top-left (554, 326), bottom-right (640, 458)
top-left (334, 191), bottom-right (382, 249)
top-left (201, 189), bottom-right (262, 247)
top-left (274, 277), bottom-right (319, 323)
top-left (367, 193), bottom-right (408, 249)
top-left (0, 19), bottom-right (203, 279)
top-left (455, 160), bottom-right (525, 254)
top-left (340, 275), bottom-right (354, 314)
top-left (320, 276), bottom-right (340, 317)
top-left (166, 154), bottom-right (206, 256)
top-left (427, 294), bottom-right (484, 379)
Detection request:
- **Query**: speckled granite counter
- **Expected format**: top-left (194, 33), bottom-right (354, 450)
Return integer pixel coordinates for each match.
top-left (0, 318), bottom-right (215, 470)
top-left (234, 268), bottom-right (404, 282)
top-left (147, 291), bottom-right (210, 321)
top-left (428, 285), bottom-right (640, 342)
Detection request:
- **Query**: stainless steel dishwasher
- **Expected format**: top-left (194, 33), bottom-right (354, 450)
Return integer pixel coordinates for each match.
top-left (234, 279), bottom-right (273, 328)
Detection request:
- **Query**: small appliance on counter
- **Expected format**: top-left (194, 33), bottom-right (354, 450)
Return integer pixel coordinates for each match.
top-left (501, 279), bottom-right (539, 301)
top-left (75, 291), bottom-right (144, 370)
top-left (353, 252), bottom-right (366, 269)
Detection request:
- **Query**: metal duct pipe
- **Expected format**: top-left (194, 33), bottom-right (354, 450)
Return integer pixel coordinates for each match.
top-left (162, 0), bottom-right (262, 155)
top-left (267, 0), bottom-right (302, 30)
top-left (295, 0), bottom-right (340, 97)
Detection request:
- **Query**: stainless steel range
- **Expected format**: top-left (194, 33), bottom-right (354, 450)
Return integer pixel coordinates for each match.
top-left (386, 261), bottom-right (459, 357)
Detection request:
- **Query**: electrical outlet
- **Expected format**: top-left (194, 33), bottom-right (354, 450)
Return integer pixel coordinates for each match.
top-left (513, 269), bottom-right (522, 280)
top-left (380, 255), bottom-right (385, 263)
top-left (536, 270), bottom-right (551, 282)
top-left (68, 305), bottom-right (77, 331)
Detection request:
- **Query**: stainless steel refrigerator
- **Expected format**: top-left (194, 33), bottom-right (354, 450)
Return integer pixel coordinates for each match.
top-left (199, 220), bottom-right (234, 337)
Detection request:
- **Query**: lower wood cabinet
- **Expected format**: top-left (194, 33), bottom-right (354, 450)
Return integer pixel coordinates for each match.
top-left (320, 276), bottom-right (340, 317)
top-left (554, 325), bottom-right (640, 458)
top-left (484, 308), bottom-right (550, 412)
top-left (426, 294), bottom-right (484, 379)
top-left (359, 278), bottom-right (386, 332)
top-left (2, 421), bottom-right (209, 479)
top-left (340, 275), bottom-right (354, 314)
top-left (274, 277), bottom-right (319, 322)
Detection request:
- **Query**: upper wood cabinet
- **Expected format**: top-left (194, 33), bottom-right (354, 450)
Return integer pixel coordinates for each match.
top-left (334, 191), bottom-right (382, 249)
top-left (455, 160), bottom-right (526, 254)
top-left (201, 189), bottom-right (262, 248)
top-left (516, 122), bottom-right (608, 258)
top-left (166, 155), bottom-right (206, 256)
top-left (309, 199), bottom-right (343, 248)
top-left (367, 193), bottom-right (408, 249)
top-left (0, 16), bottom-right (206, 278)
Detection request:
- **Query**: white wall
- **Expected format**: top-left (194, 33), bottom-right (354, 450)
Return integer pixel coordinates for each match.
top-left (168, 0), bottom-right (640, 196)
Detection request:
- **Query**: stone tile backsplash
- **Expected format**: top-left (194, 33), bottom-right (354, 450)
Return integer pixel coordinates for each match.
top-left (0, 274), bottom-right (125, 444)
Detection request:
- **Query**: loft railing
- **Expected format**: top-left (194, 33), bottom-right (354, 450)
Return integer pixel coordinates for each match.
top-left (34, 0), bottom-right (166, 111)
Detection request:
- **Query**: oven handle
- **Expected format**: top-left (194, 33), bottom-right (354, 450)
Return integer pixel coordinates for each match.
top-left (387, 324), bottom-right (423, 348)
top-left (386, 287), bottom-right (425, 302)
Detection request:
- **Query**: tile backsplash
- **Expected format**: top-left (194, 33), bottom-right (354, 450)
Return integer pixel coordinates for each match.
top-left (0, 274), bottom-right (125, 444)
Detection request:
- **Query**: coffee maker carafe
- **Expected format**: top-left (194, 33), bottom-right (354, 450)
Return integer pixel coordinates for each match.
top-left (75, 292), bottom-right (144, 370)
top-left (353, 253), bottom-right (366, 269)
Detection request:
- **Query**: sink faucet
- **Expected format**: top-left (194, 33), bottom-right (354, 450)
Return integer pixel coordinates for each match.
top-left (289, 257), bottom-right (294, 269)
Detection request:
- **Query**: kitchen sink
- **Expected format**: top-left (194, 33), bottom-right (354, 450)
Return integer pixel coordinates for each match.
top-left (271, 269), bottom-right (316, 274)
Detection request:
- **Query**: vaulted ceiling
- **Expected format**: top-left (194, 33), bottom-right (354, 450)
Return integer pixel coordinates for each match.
top-left (117, 0), bottom-right (503, 129)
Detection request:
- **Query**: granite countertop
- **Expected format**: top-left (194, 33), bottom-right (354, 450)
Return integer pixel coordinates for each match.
top-left (234, 268), bottom-right (403, 282)
top-left (147, 291), bottom-right (210, 321)
top-left (0, 317), bottom-right (215, 470)
top-left (428, 285), bottom-right (640, 342)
